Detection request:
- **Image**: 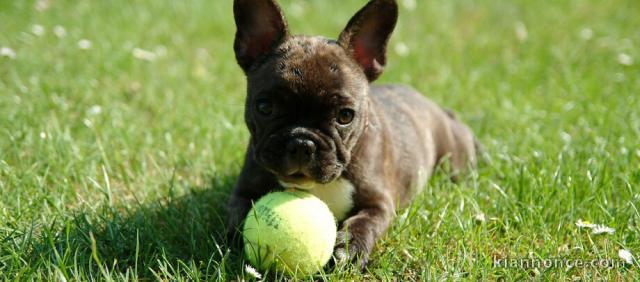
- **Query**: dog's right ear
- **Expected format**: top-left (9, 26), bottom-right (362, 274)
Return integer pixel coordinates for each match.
top-left (234, 0), bottom-right (288, 72)
top-left (338, 0), bottom-right (398, 81)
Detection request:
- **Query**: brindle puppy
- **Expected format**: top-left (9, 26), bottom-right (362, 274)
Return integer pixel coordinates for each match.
top-left (227, 0), bottom-right (478, 269)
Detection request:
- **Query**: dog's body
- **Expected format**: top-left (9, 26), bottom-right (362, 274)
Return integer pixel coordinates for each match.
top-left (227, 0), bottom-right (478, 269)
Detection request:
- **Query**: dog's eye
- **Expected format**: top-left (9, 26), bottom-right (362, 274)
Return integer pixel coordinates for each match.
top-left (256, 99), bottom-right (274, 116)
top-left (337, 109), bottom-right (355, 125)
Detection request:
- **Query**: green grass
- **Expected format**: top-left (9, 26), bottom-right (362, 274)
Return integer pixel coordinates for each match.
top-left (1, 0), bottom-right (639, 280)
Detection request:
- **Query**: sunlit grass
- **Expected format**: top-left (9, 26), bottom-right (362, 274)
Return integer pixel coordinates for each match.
top-left (1, 0), bottom-right (638, 280)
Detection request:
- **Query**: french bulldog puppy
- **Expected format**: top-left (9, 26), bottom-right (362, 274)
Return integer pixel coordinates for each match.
top-left (227, 0), bottom-right (478, 270)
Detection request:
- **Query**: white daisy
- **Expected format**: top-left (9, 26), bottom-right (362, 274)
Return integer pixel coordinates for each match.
top-left (78, 39), bottom-right (92, 50)
top-left (575, 219), bottom-right (595, 228)
top-left (0, 47), bottom-right (17, 59)
top-left (621, 147), bottom-right (628, 155)
top-left (619, 249), bottom-right (634, 264)
top-left (577, 219), bottom-right (615, 235)
top-left (87, 105), bottom-right (102, 116)
top-left (515, 22), bottom-right (528, 42)
top-left (53, 25), bottom-right (66, 38)
top-left (31, 24), bottom-right (45, 37)
top-left (580, 28), bottom-right (593, 40)
top-left (132, 48), bottom-right (157, 61)
top-left (394, 42), bottom-right (410, 57)
top-left (35, 0), bottom-right (51, 12)
top-left (617, 53), bottom-right (633, 66)
top-left (473, 213), bottom-right (486, 223)
top-left (83, 119), bottom-right (93, 128)
top-left (402, 0), bottom-right (416, 11)
top-left (591, 225), bottom-right (615, 235)
top-left (244, 264), bottom-right (262, 280)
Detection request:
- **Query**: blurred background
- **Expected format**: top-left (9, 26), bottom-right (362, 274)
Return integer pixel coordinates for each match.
top-left (0, 0), bottom-right (638, 280)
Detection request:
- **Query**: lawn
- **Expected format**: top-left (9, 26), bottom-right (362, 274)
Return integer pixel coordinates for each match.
top-left (1, 0), bottom-right (639, 280)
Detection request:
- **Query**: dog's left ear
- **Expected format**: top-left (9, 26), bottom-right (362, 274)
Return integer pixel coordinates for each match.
top-left (233, 0), bottom-right (289, 72)
top-left (338, 0), bottom-right (398, 81)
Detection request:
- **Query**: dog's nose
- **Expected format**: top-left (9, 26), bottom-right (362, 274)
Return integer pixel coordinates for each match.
top-left (286, 138), bottom-right (316, 163)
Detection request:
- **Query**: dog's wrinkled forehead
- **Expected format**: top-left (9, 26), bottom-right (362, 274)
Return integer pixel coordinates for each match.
top-left (251, 36), bottom-right (366, 96)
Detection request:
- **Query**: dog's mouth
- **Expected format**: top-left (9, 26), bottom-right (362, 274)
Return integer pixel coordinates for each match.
top-left (278, 171), bottom-right (316, 189)
top-left (289, 172), bottom-right (306, 179)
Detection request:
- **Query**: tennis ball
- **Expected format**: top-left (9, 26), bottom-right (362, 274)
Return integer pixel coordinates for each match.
top-left (243, 190), bottom-right (336, 276)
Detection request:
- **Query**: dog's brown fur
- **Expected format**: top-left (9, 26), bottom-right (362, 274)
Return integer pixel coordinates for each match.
top-left (227, 0), bottom-right (478, 270)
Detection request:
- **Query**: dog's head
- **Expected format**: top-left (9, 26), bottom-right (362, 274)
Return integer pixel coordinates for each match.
top-left (233, 0), bottom-right (398, 187)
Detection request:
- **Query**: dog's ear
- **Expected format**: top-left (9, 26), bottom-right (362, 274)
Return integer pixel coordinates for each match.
top-left (234, 0), bottom-right (288, 72)
top-left (338, 0), bottom-right (398, 81)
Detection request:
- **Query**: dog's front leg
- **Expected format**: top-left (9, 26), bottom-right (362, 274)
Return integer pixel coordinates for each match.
top-left (334, 190), bottom-right (394, 271)
top-left (226, 149), bottom-right (278, 247)
top-left (226, 192), bottom-right (252, 245)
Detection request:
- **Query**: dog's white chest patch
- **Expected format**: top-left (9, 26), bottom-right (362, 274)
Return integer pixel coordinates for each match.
top-left (307, 178), bottom-right (355, 220)
top-left (281, 178), bottom-right (355, 221)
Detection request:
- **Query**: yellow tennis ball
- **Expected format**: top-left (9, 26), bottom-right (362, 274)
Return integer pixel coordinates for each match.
top-left (243, 190), bottom-right (336, 276)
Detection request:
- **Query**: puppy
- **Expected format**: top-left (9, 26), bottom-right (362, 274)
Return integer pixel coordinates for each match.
top-left (227, 0), bottom-right (478, 269)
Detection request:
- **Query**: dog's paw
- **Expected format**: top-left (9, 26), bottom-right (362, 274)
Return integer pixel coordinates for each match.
top-left (332, 230), bottom-right (369, 272)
